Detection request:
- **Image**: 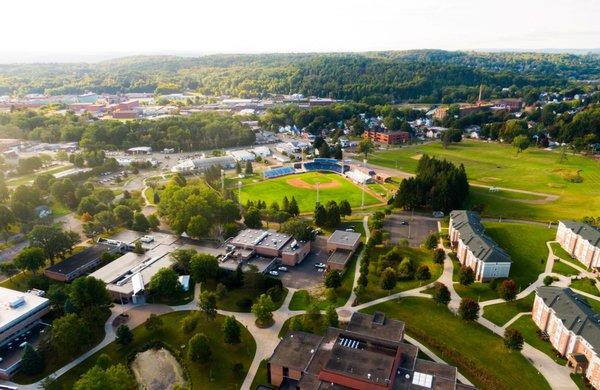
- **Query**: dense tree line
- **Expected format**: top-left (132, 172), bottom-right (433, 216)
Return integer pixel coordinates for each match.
top-left (0, 110), bottom-right (255, 151)
top-left (393, 155), bottom-right (469, 212)
top-left (0, 51), bottom-right (598, 103)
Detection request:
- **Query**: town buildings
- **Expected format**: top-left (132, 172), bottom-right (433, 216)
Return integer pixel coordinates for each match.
top-left (556, 221), bottom-right (600, 270)
top-left (533, 287), bottom-right (600, 389)
top-left (449, 210), bottom-right (512, 281)
top-left (228, 229), bottom-right (310, 266)
top-left (326, 230), bottom-right (362, 271)
top-left (363, 129), bottom-right (410, 145)
top-left (268, 311), bottom-right (471, 389)
top-left (0, 287), bottom-right (51, 379)
top-left (44, 242), bottom-right (122, 282)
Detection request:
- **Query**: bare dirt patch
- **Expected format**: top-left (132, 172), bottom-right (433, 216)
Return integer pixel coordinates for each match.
top-left (287, 177), bottom-right (341, 190)
top-left (131, 348), bottom-right (186, 390)
top-left (410, 154), bottom-right (423, 160)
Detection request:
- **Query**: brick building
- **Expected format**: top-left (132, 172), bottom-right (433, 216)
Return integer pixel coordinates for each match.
top-left (533, 287), bottom-right (600, 389)
top-left (229, 229), bottom-right (311, 266)
top-left (268, 312), bottom-right (473, 389)
top-left (449, 210), bottom-right (511, 281)
top-left (363, 129), bottom-right (410, 145)
top-left (556, 221), bottom-right (600, 270)
top-left (326, 230), bottom-right (362, 271)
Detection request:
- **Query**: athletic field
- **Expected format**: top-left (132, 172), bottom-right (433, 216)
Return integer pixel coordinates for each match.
top-left (370, 140), bottom-right (600, 221)
top-left (238, 171), bottom-right (382, 213)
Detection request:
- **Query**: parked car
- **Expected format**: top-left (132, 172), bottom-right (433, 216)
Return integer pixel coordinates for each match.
top-left (345, 228), bottom-right (355, 232)
top-left (278, 266), bottom-right (288, 272)
top-left (268, 270), bottom-right (279, 276)
top-left (400, 220), bottom-right (408, 226)
top-left (317, 268), bottom-right (325, 273)
top-left (315, 263), bottom-right (327, 268)
top-left (141, 235), bottom-right (155, 243)
top-left (433, 211), bottom-right (445, 218)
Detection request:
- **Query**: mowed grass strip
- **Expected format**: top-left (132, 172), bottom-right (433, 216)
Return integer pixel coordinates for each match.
top-left (482, 293), bottom-right (534, 327)
top-left (49, 311), bottom-right (256, 390)
top-left (362, 298), bottom-right (550, 390)
top-left (238, 171), bottom-right (381, 212)
top-left (369, 140), bottom-right (600, 221)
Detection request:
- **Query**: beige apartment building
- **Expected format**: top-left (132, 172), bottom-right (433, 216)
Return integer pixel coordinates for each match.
top-left (556, 221), bottom-right (600, 270)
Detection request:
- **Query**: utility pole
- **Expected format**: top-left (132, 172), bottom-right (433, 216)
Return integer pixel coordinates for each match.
top-left (316, 181), bottom-right (320, 206)
top-left (238, 181), bottom-right (243, 212)
top-left (221, 169), bottom-right (225, 194)
top-left (361, 182), bottom-right (365, 209)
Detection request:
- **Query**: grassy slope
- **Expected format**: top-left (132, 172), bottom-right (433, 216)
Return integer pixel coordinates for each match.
top-left (362, 298), bottom-right (550, 390)
top-left (238, 171), bottom-right (381, 212)
top-left (482, 294), bottom-right (534, 326)
top-left (50, 311), bottom-right (256, 390)
top-left (357, 246), bottom-right (442, 303)
top-left (508, 316), bottom-right (566, 365)
top-left (570, 278), bottom-right (600, 296)
top-left (369, 140), bottom-right (600, 221)
top-left (552, 259), bottom-right (580, 276)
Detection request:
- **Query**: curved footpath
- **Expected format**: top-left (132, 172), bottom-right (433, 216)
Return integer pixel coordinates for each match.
top-left (0, 219), bottom-right (586, 390)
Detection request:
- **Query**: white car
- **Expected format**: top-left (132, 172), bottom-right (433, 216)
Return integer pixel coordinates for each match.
top-left (315, 263), bottom-right (327, 268)
top-left (269, 270), bottom-right (279, 276)
top-left (317, 268), bottom-right (325, 273)
top-left (278, 266), bottom-right (288, 272)
top-left (140, 235), bottom-right (155, 243)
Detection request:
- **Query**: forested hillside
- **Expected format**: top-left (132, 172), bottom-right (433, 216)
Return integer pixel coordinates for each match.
top-left (1, 51), bottom-right (599, 103)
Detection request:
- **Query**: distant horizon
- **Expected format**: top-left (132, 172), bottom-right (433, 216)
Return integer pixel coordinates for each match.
top-left (1, 47), bottom-right (599, 65)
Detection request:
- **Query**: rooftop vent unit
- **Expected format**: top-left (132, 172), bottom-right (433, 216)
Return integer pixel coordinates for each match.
top-left (9, 296), bottom-right (25, 309)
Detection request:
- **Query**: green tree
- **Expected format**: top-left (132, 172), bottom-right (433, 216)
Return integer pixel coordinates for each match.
top-left (458, 298), bottom-right (479, 321)
top-left (339, 200), bottom-right (352, 218)
top-left (357, 138), bottom-right (374, 159)
top-left (14, 247), bottom-right (45, 274)
top-left (145, 313), bottom-right (163, 332)
top-left (0, 205), bottom-right (15, 241)
top-left (51, 313), bottom-right (92, 356)
top-left (415, 264), bottom-right (431, 280)
top-left (280, 218), bottom-right (314, 242)
top-left (380, 267), bottom-right (397, 292)
top-left (324, 270), bottom-right (342, 289)
top-left (245, 160), bottom-right (253, 175)
top-left (198, 291), bottom-right (217, 320)
top-left (504, 328), bottom-right (524, 351)
top-left (20, 344), bottom-right (43, 375)
top-left (432, 282), bottom-right (451, 305)
top-left (74, 364), bottom-right (135, 390)
top-left (190, 254), bottom-right (219, 282)
top-left (325, 305), bottom-right (339, 328)
top-left (512, 135), bottom-right (531, 154)
top-left (458, 266), bottom-right (475, 286)
top-left (433, 248), bottom-right (445, 264)
top-left (543, 275), bottom-right (554, 286)
top-left (28, 225), bottom-right (78, 264)
top-left (170, 248), bottom-right (196, 273)
top-left (69, 276), bottom-right (112, 313)
top-left (235, 161), bottom-right (242, 174)
top-left (243, 207), bottom-right (262, 228)
top-left (188, 333), bottom-right (212, 363)
top-left (498, 279), bottom-right (518, 301)
top-left (148, 268), bottom-right (180, 298)
top-left (423, 233), bottom-right (438, 250)
top-left (113, 205), bottom-right (134, 227)
top-left (288, 196), bottom-right (300, 216)
top-left (223, 315), bottom-right (241, 344)
top-left (115, 325), bottom-right (133, 346)
top-left (251, 293), bottom-right (275, 326)
top-left (313, 204), bottom-right (327, 227)
top-left (325, 201), bottom-right (341, 228)
top-left (186, 215), bottom-right (209, 238)
top-left (131, 212), bottom-right (150, 232)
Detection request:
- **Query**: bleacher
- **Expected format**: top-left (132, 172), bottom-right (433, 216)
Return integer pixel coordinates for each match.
top-left (303, 158), bottom-right (349, 174)
top-left (264, 166), bottom-right (295, 179)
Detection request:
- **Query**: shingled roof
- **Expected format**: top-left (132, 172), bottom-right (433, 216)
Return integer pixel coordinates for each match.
top-left (561, 221), bottom-right (600, 247)
top-left (450, 210), bottom-right (511, 264)
top-left (536, 286), bottom-right (600, 351)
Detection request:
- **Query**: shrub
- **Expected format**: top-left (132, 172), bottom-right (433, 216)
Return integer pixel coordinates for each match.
top-left (432, 282), bottom-right (451, 305)
top-left (504, 328), bottom-right (524, 350)
top-left (236, 298), bottom-right (253, 311)
top-left (497, 279), bottom-right (518, 301)
top-left (458, 266), bottom-right (475, 286)
top-left (543, 275), bottom-right (554, 286)
top-left (458, 298), bottom-right (479, 321)
top-left (181, 313), bottom-right (199, 333)
top-left (423, 233), bottom-right (438, 250)
top-left (415, 265), bottom-right (431, 280)
top-left (433, 248), bottom-right (445, 264)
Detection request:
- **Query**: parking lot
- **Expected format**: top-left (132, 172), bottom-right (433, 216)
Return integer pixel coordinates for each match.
top-left (384, 212), bottom-right (439, 247)
top-left (276, 236), bottom-right (329, 289)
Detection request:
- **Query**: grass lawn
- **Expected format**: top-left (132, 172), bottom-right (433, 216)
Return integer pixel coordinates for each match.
top-left (356, 246), bottom-right (442, 304)
top-left (214, 285), bottom-right (288, 312)
top-left (289, 249), bottom-right (359, 310)
top-left (583, 297), bottom-right (600, 314)
top-left (550, 242), bottom-right (581, 268)
top-left (570, 278), bottom-right (600, 296)
top-left (482, 293), bottom-right (534, 326)
top-left (7, 164), bottom-right (74, 187)
top-left (237, 171), bottom-right (382, 213)
top-left (552, 259), bottom-right (580, 277)
top-left (570, 373), bottom-right (590, 390)
top-left (146, 280), bottom-right (195, 306)
top-left (144, 187), bottom-right (155, 205)
top-left (483, 222), bottom-right (555, 291)
top-left (278, 314), bottom-right (328, 338)
top-left (508, 315), bottom-right (566, 365)
top-left (362, 298), bottom-right (550, 389)
top-left (369, 140), bottom-right (600, 221)
top-left (49, 311), bottom-right (256, 390)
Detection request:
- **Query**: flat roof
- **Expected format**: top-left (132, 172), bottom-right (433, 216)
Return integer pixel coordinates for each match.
top-left (0, 288), bottom-right (49, 335)
top-left (328, 230), bottom-right (361, 247)
top-left (45, 243), bottom-right (111, 276)
top-left (346, 312), bottom-right (405, 343)
top-left (230, 229), bottom-right (292, 252)
top-left (269, 331), bottom-right (322, 371)
top-left (326, 248), bottom-right (353, 266)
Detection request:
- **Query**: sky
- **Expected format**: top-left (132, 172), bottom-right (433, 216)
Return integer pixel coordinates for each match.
top-left (1, 0), bottom-right (599, 62)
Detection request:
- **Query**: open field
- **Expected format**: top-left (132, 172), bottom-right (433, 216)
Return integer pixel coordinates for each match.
top-left (237, 171), bottom-right (382, 212)
top-left (49, 311), bottom-right (256, 390)
top-left (362, 298), bottom-right (550, 389)
top-left (369, 140), bottom-right (600, 221)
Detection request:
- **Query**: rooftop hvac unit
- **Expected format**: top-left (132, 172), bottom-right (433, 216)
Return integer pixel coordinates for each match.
top-left (9, 296), bottom-right (25, 309)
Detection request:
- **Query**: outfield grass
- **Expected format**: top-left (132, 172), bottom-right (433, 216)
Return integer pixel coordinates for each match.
top-left (482, 294), bottom-right (534, 326)
top-left (483, 222), bottom-right (555, 290)
top-left (508, 315), bottom-right (566, 365)
top-left (237, 171), bottom-right (382, 213)
top-left (356, 246), bottom-right (442, 303)
top-left (369, 140), bottom-right (600, 221)
top-left (570, 278), bottom-right (600, 296)
top-left (362, 298), bottom-right (550, 389)
top-left (49, 311), bottom-right (256, 390)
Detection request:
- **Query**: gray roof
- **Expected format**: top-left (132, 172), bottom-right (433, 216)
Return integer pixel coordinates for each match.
top-left (450, 210), bottom-right (511, 264)
top-left (328, 230), bottom-right (361, 247)
top-left (536, 286), bottom-right (600, 351)
top-left (561, 221), bottom-right (600, 247)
